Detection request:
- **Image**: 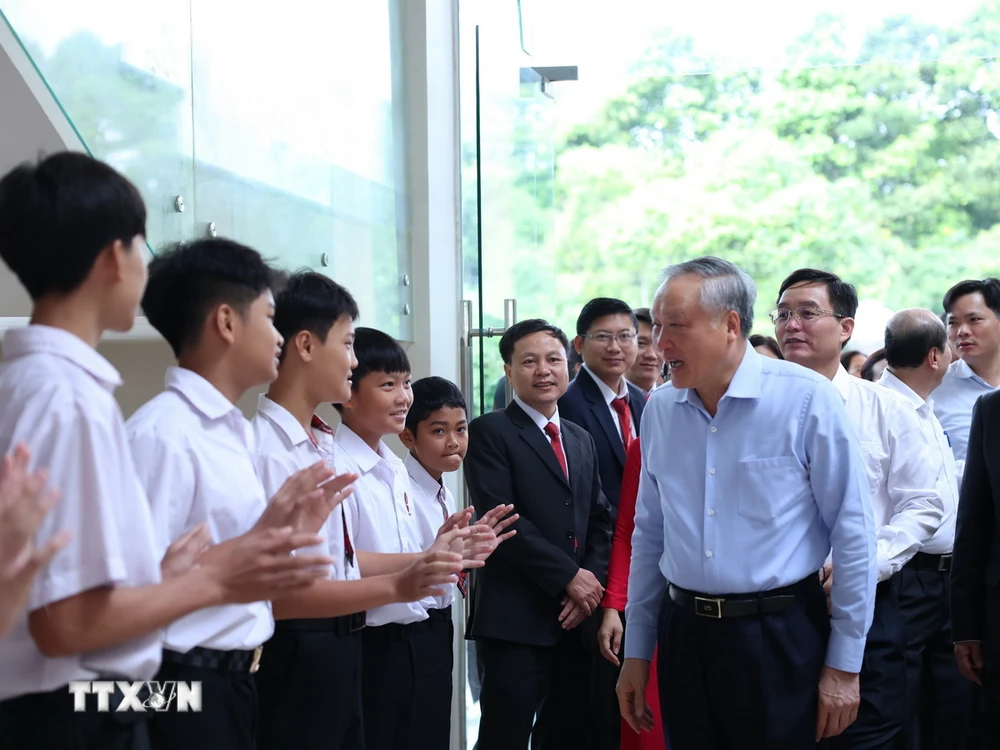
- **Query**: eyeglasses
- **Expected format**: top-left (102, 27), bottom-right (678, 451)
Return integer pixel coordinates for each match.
top-left (582, 331), bottom-right (637, 346)
top-left (769, 307), bottom-right (844, 326)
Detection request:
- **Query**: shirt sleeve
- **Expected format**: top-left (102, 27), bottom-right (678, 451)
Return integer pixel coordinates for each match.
top-left (623, 429), bottom-right (667, 661)
top-left (875, 400), bottom-right (946, 580)
top-left (803, 382), bottom-right (877, 673)
top-left (128, 427), bottom-right (197, 552)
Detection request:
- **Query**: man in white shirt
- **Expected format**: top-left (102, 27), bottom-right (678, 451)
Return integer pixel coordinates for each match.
top-left (879, 308), bottom-right (970, 749)
top-left (776, 268), bottom-right (944, 749)
top-left (129, 240), bottom-right (354, 750)
top-left (934, 278), bottom-right (1000, 466)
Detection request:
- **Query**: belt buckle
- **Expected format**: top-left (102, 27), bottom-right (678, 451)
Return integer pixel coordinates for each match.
top-left (350, 613), bottom-right (366, 633)
top-left (249, 646), bottom-right (263, 674)
top-left (938, 555), bottom-right (951, 573)
top-left (694, 596), bottom-right (724, 619)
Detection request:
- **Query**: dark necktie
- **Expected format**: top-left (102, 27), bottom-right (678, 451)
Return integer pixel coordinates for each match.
top-left (310, 415), bottom-right (354, 569)
top-left (612, 396), bottom-right (634, 451)
top-left (544, 422), bottom-right (568, 478)
top-left (437, 483), bottom-right (468, 598)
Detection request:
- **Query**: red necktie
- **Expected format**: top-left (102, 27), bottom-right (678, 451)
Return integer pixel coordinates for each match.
top-left (544, 422), bottom-right (569, 479)
top-left (310, 415), bottom-right (354, 568)
top-left (612, 396), bottom-right (634, 451)
top-left (438, 483), bottom-right (467, 598)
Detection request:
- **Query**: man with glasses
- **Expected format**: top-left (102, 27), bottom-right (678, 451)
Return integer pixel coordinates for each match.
top-left (560, 296), bottom-right (643, 750)
top-left (775, 268), bottom-right (944, 750)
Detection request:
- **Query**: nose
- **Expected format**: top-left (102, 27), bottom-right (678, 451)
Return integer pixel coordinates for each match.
top-left (783, 315), bottom-right (803, 334)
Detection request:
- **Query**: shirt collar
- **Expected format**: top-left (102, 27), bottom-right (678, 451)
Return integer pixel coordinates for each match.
top-left (672, 339), bottom-right (761, 404)
top-left (404, 453), bottom-right (443, 497)
top-left (165, 366), bottom-right (241, 422)
top-left (513, 393), bottom-right (561, 432)
top-left (832, 364), bottom-right (853, 403)
top-left (949, 357), bottom-right (995, 389)
top-left (880, 369), bottom-right (927, 412)
top-left (2, 325), bottom-right (122, 392)
top-left (333, 423), bottom-right (398, 474)
top-left (581, 363), bottom-right (628, 404)
top-left (256, 394), bottom-right (311, 447)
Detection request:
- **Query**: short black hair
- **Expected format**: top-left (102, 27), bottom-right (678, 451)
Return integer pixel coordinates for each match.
top-left (405, 376), bottom-right (467, 434)
top-left (750, 334), bottom-right (783, 359)
top-left (142, 238), bottom-right (276, 357)
top-left (633, 307), bottom-right (653, 326)
top-left (0, 152), bottom-right (147, 300)
top-left (499, 319), bottom-right (570, 365)
top-left (840, 350), bottom-right (863, 370)
top-left (884, 314), bottom-right (947, 369)
top-left (274, 271), bottom-right (358, 362)
top-left (333, 327), bottom-right (410, 412)
top-left (860, 349), bottom-right (887, 382)
top-left (576, 298), bottom-right (638, 336)
top-left (942, 278), bottom-right (1000, 317)
top-left (777, 269), bottom-right (859, 320)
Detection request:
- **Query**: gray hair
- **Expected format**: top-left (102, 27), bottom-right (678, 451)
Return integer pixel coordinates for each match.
top-left (661, 257), bottom-right (756, 339)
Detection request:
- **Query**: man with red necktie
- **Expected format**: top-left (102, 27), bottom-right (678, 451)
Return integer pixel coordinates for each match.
top-left (560, 297), bottom-right (645, 750)
top-left (466, 319), bottom-right (613, 750)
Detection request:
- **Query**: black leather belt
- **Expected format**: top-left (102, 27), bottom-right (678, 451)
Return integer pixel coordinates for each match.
top-left (161, 645), bottom-right (261, 674)
top-left (668, 575), bottom-right (816, 619)
top-left (427, 606), bottom-right (453, 622)
top-left (906, 552), bottom-right (952, 573)
top-left (275, 612), bottom-right (366, 636)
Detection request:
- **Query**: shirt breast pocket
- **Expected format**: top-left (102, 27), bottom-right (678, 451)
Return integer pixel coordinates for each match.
top-left (858, 441), bottom-right (886, 499)
top-left (737, 455), bottom-right (809, 522)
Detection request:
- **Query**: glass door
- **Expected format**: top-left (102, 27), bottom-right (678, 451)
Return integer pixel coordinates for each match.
top-left (456, 2), bottom-right (560, 746)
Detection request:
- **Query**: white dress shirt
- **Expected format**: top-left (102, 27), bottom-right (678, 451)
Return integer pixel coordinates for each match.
top-left (335, 424), bottom-right (428, 626)
top-left (878, 370), bottom-right (959, 555)
top-left (0, 326), bottom-right (162, 701)
top-left (932, 358), bottom-right (998, 465)
top-left (404, 453), bottom-right (456, 611)
top-left (832, 366), bottom-right (944, 580)
top-left (581, 363), bottom-right (636, 440)
top-left (512, 394), bottom-right (561, 440)
top-left (251, 395), bottom-right (360, 582)
top-left (127, 367), bottom-right (273, 653)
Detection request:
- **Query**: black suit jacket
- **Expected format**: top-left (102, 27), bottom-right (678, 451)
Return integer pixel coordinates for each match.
top-left (464, 401), bottom-right (613, 647)
top-left (558, 369), bottom-right (644, 520)
top-left (951, 390), bottom-right (1000, 642)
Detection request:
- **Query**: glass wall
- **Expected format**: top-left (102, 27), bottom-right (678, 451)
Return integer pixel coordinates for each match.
top-left (0, 0), bottom-right (413, 339)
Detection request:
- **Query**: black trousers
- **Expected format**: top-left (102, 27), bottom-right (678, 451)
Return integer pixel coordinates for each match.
top-left (476, 632), bottom-right (594, 750)
top-left (148, 652), bottom-right (257, 750)
top-left (980, 584), bottom-right (1000, 747)
top-left (660, 576), bottom-right (829, 750)
top-left (361, 609), bottom-right (454, 750)
top-left (0, 682), bottom-right (151, 749)
top-left (897, 558), bottom-right (972, 749)
top-left (585, 610), bottom-right (621, 750)
top-left (254, 618), bottom-right (364, 750)
top-left (825, 578), bottom-right (906, 750)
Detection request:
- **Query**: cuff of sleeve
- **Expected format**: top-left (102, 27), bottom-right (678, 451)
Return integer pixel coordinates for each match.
top-left (623, 623), bottom-right (657, 661)
top-left (825, 632), bottom-right (867, 673)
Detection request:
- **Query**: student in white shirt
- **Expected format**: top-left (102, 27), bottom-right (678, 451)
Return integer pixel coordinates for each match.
top-left (0, 153), bottom-right (337, 750)
top-left (776, 268), bottom-right (944, 749)
top-left (334, 328), bottom-right (501, 750)
top-left (879, 308), bottom-right (971, 749)
top-left (129, 239), bottom-right (356, 750)
top-left (400, 376), bottom-right (517, 742)
top-left (251, 272), bottom-right (466, 750)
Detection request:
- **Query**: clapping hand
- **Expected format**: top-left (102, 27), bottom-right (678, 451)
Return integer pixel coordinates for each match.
top-left (256, 461), bottom-right (358, 535)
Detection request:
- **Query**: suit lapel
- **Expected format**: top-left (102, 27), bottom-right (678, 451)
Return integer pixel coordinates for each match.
top-left (507, 402), bottom-right (571, 488)
top-left (562, 425), bottom-right (588, 498)
top-left (628, 381), bottom-right (645, 429)
top-left (579, 370), bottom-right (626, 467)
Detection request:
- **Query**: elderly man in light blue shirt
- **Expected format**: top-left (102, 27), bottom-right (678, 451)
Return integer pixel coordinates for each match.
top-left (617, 257), bottom-right (876, 750)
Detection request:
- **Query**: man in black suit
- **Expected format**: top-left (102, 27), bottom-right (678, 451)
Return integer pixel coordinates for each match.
top-left (466, 319), bottom-right (613, 750)
top-left (559, 297), bottom-right (644, 750)
top-left (951, 389), bottom-right (1000, 743)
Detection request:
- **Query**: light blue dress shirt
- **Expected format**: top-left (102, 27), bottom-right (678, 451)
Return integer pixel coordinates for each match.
top-left (932, 358), bottom-right (997, 464)
top-left (624, 344), bottom-right (877, 674)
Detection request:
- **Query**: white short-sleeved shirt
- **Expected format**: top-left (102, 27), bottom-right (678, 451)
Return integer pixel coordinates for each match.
top-left (127, 367), bottom-right (273, 653)
top-left (0, 326), bottom-right (162, 701)
top-left (251, 395), bottom-right (361, 582)
top-left (335, 424), bottom-right (428, 626)
top-left (404, 453), bottom-right (456, 611)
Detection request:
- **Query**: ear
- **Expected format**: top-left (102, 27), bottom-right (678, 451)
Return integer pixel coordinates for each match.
top-left (839, 317), bottom-right (856, 346)
top-left (574, 336), bottom-right (584, 355)
top-left (212, 303), bottom-right (239, 345)
top-left (399, 427), bottom-right (416, 450)
top-left (101, 239), bottom-right (128, 282)
top-left (503, 362), bottom-right (512, 381)
top-left (293, 330), bottom-right (314, 362)
top-left (725, 310), bottom-right (741, 340)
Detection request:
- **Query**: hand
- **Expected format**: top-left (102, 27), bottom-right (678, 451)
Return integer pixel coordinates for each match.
top-left (566, 568), bottom-right (604, 614)
top-left (617, 658), bottom-right (655, 733)
top-left (256, 462), bottom-right (357, 535)
top-left (815, 665), bottom-right (860, 740)
top-left (160, 523), bottom-right (212, 580)
top-left (558, 595), bottom-right (587, 630)
top-left (436, 507), bottom-right (474, 537)
top-left (0, 444), bottom-right (70, 637)
top-left (820, 563), bottom-right (834, 615)
top-left (196, 527), bottom-right (333, 604)
top-left (955, 641), bottom-right (984, 685)
top-left (466, 504), bottom-right (519, 564)
top-left (393, 550), bottom-right (465, 602)
top-left (597, 607), bottom-right (625, 666)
